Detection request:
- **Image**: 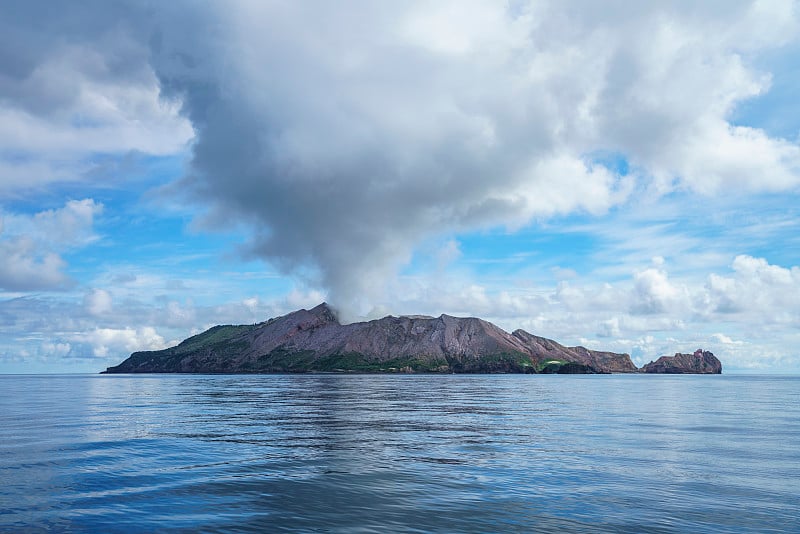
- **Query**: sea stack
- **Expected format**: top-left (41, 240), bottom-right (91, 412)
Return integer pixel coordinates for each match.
top-left (640, 349), bottom-right (722, 374)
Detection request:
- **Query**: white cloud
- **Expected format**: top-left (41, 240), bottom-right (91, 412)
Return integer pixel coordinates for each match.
top-left (435, 240), bottom-right (462, 270)
top-left (76, 327), bottom-right (168, 358)
top-left (242, 297), bottom-right (259, 313)
top-left (165, 300), bottom-right (196, 328)
top-left (84, 289), bottom-right (112, 316)
top-left (0, 238), bottom-right (71, 291)
top-left (0, 18), bottom-right (193, 195)
top-left (712, 333), bottom-right (744, 345)
top-left (510, 155), bottom-right (629, 222)
top-left (703, 255), bottom-right (800, 320)
top-left (0, 80), bottom-right (189, 156)
top-left (41, 342), bottom-right (71, 357)
top-left (631, 267), bottom-right (690, 315)
top-left (2, 199), bottom-right (103, 247)
top-left (31, 199), bottom-right (102, 247)
top-left (551, 266), bottom-right (579, 281)
top-left (0, 200), bottom-right (102, 291)
top-left (598, 317), bottom-right (621, 338)
top-left (662, 120), bottom-right (800, 194)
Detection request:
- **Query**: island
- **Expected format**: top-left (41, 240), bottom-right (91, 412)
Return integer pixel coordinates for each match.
top-left (102, 303), bottom-right (722, 374)
top-left (640, 349), bottom-right (722, 374)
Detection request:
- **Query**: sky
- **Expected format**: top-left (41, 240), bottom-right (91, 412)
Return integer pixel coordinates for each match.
top-left (1, 0), bottom-right (799, 374)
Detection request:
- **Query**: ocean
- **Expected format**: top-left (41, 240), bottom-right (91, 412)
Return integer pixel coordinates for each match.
top-left (1, 374), bottom-right (798, 533)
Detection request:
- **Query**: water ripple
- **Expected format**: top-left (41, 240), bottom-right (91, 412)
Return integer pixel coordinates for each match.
top-left (1, 374), bottom-right (798, 532)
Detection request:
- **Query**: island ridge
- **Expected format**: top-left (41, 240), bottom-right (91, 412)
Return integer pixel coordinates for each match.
top-left (102, 303), bottom-right (722, 375)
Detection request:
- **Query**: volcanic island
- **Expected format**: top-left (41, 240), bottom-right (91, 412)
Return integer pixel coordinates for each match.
top-left (102, 303), bottom-right (722, 375)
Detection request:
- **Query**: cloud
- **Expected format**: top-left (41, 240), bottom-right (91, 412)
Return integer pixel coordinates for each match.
top-left (41, 341), bottom-right (72, 357)
top-left (712, 333), bottom-right (744, 345)
top-left (164, 300), bottom-right (196, 328)
top-left (630, 267), bottom-right (690, 315)
top-left (6, 199), bottom-right (103, 246)
top-left (84, 288), bottom-right (112, 316)
top-left (0, 241), bottom-right (70, 291)
top-left (0, 199), bottom-right (102, 291)
top-left (140, 1), bottom-right (799, 317)
top-left (76, 327), bottom-right (168, 358)
top-left (703, 255), bottom-right (800, 322)
top-left (0, 1), bottom-right (192, 194)
top-left (435, 240), bottom-right (462, 270)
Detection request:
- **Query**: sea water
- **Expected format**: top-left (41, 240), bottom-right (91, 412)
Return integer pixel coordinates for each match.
top-left (1, 374), bottom-right (798, 533)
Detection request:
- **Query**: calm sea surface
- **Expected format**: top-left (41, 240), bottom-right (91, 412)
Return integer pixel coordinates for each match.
top-left (1, 374), bottom-right (798, 533)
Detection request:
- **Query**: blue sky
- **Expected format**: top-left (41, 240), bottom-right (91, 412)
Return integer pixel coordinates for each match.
top-left (1, 1), bottom-right (799, 373)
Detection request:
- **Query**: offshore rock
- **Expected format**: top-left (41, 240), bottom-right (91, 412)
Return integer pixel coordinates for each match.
top-left (640, 349), bottom-right (722, 374)
top-left (102, 303), bottom-right (640, 374)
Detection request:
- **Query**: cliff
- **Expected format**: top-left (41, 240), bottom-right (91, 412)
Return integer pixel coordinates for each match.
top-left (640, 350), bottom-right (722, 374)
top-left (101, 303), bottom-right (715, 375)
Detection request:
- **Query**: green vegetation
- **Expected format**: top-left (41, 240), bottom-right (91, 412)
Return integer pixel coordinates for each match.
top-left (537, 359), bottom-right (569, 373)
top-left (111, 326), bottom-right (600, 374)
top-left (238, 351), bottom-right (452, 373)
top-left (310, 353), bottom-right (450, 373)
top-left (247, 349), bottom-right (318, 372)
top-left (444, 351), bottom-right (537, 373)
top-left (173, 325), bottom-right (257, 354)
top-left (109, 325), bottom-right (256, 372)
top-left (538, 360), bottom-right (598, 374)
top-left (483, 352), bottom-right (535, 367)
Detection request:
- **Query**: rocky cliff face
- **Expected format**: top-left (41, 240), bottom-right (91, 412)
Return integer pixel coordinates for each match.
top-left (101, 304), bottom-right (712, 374)
top-left (640, 350), bottom-right (722, 374)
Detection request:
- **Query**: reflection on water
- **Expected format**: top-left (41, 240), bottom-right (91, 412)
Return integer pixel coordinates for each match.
top-left (1, 374), bottom-right (799, 532)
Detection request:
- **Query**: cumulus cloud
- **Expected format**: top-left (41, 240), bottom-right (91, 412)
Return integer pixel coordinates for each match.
top-left (631, 267), bottom-right (690, 315)
top-left (75, 327), bottom-right (168, 358)
top-left (0, 238), bottom-right (70, 291)
top-left (703, 255), bottom-right (800, 321)
top-left (0, 199), bottom-right (102, 291)
top-left (7, 199), bottom-right (102, 246)
top-left (0, 1), bottom-right (192, 194)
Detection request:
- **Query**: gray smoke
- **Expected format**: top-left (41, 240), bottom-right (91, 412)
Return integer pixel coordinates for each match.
top-left (147, 2), bottom-right (627, 317)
